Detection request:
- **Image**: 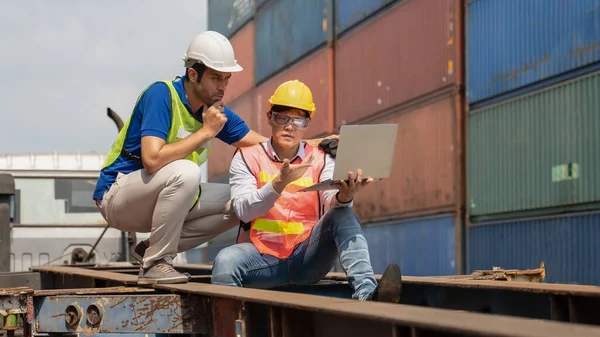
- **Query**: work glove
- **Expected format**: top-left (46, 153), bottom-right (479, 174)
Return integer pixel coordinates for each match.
top-left (318, 138), bottom-right (338, 158)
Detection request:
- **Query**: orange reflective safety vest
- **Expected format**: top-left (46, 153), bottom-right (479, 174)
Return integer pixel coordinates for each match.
top-left (236, 142), bottom-right (326, 259)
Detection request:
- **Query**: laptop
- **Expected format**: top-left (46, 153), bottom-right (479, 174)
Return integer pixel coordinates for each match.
top-left (299, 123), bottom-right (398, 192)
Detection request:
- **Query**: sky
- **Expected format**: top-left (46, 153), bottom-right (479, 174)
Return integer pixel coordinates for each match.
top-left (0, 0), bottom-right (208, 154)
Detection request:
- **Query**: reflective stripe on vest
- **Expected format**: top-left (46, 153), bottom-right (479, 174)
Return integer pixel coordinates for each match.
top-left (100, 78), bottom-right (211, 208)
top-left (239, 143), bottom-right (326, 259)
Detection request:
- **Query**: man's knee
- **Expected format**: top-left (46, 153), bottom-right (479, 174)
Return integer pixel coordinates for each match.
top-left (212, 246), bottom-right (244, 274)
top-left (164, 160), bottom-right (202, 188)
top-left (325, 207), bottom-right (358, 223)
top-left (211, 246), bottom-right (247, 285)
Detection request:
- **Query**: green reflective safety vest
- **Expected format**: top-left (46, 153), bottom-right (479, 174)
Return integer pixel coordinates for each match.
top-left (101, 78), bottom-right (211, 209)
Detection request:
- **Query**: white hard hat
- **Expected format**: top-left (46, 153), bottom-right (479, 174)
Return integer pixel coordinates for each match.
top-left (182, 31), bottom-right (243, 73)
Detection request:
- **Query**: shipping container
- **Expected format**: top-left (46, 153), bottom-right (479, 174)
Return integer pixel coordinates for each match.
top-left (352, 90), bottom-right (462, 222)
top-left (224, 20), bottom-right (255, 103)
top-left (335, 0), bottom-right (462, 127)
top-left (208, 92), bottom-right (255, 181)
top-left (467, 70), bottom-right (600, 219)
top-left (335, 0), bottom-right (399, 35)
top-left (361, 214), bottom-right (457, 276)
top-left (467, 210), bottom-right (600, 285)
top-left (255, 0), bottom-right (332, 84)
top-left (466, 0), bottom-right (600, 105)
top-left (207, 0), bottom-right (254, 38)
top-left (253, 47), bottom-right (333, 138)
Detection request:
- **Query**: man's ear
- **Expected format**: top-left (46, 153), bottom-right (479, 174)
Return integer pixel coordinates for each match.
top-left (266, 110), bottom-right (273, 124)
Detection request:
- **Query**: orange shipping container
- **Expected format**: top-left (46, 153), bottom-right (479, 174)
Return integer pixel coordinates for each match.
top-left (254, 47), bottom-right (333, 139)
top-left (207, 91), bottom-right (255, 182)
top-left (224, 21), bottom-right (255, 103)
top-left (335, 0), bottom-right (463, 127)
top-left (353, 90), bottom-right (463, 223)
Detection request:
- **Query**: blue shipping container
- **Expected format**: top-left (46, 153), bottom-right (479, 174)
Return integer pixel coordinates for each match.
top-left (208, 0), bottom-right (254, 38)
top-left (468, 211), bottom-right (600, 285)
top-left (466, 0), bottom-right (600, 104)
top-left (335, 0), bottom-right (399, 35)
top-left (255, 0), bottom-right (331, 84)
top-left (361, 214), bottom-right (457, 276)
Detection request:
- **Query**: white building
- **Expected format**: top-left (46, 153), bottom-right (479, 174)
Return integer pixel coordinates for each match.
top-left (0, 152), bottom-right (208, 272)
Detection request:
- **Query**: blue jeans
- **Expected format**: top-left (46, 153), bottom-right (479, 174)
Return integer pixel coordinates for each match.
top-left (211, 207), bottom-right (378, 300)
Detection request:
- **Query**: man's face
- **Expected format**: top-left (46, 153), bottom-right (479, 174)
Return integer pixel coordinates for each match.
top-left (269, 108), bottom-right (311, 148)
top-left (188, 67), bottom-right (231, 105)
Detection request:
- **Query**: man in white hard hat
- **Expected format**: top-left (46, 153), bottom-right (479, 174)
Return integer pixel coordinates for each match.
top-left (92, 31), bottom-right (334, 285)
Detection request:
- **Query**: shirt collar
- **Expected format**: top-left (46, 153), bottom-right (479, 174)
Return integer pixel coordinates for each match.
top-left (264, 138), bottom-right (306, 162)
top-left (173, 73), bottom-right (204, 115)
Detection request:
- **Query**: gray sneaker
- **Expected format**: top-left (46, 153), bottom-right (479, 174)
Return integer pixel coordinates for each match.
top-left (137, 259), bottom-right (189, 285)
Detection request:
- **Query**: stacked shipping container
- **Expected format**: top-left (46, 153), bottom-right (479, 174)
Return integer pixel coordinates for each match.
top-left (203, 0), bottom-right (600, 284)
top-left (466, 0), bottom-right (600, 285)
top-left (332, 0), bottom-right (465, 276)
top-left (202, 0), bottom-right (467, 276)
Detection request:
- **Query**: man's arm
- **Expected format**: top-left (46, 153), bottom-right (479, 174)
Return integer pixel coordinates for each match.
top-left (139, 84), bottom-right (222, 174)
top-left (321, 154), bottom-right (353, 208)
top-left (231, 129), bottom-right (269, 148)
top-left (232, 130), bottom-right (335, 149)
top-left (229, 150), bottom-right (281, 223)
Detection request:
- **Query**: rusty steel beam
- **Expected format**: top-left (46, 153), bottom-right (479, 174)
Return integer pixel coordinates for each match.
top-left (31, 264), bottom-right (600, 327)
top-left (22, 265), bottom-right (600, 337)
top-left (34, 293), bottom-right (210, 335)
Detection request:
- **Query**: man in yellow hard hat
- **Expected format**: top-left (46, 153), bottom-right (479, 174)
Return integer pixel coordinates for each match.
top-left (93, 31), bottom-right (335, 285)
top-left (210, 80), bottom-right (402, 303)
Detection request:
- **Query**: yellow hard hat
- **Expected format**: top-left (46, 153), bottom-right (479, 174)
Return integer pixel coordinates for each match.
top-left (268, 80), bottom-right (316, 118)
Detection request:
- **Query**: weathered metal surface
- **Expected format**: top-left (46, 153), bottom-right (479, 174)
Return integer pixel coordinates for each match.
top-left (0, 288), bottom-right (31, 316)
top-left (255, 0), bottom-right (332, 84)
top-left (224, 20), bottom-right (255, 104)
top-left (209, 91), bottom-right (254, 182)
top-left (33, 287), bottom-right (154, 297)
top-left (351, 91), bottom-right (460, 221)
top-left (159, 282), bottom-right (600, 337)
top-left (254, 47), bottom-right (332, 138)
top-left (28, 264), bottom-right (600, 328)
top-left (466, 0), bottom-right (600, 105)
top-left (30, 265), bottom-right (137, 290)
top-left (0, 273), bottom-right (41, 290)
top-left (335, 0), bottom-right (399, 35)
top-left (468, 70), bottom-right (600, 219)
top-left (468, 210), bottom-right (600, 286)
top-left (34, 294), bottom-right (209, 334)
top-left (207, 0), bottom-right (253, 38)
top-left (470, 263), bottom-right (546, 283)
top-left (361, 213), bottom-right (457, 276)
top-left (335, 0), bottom-right (463, 127)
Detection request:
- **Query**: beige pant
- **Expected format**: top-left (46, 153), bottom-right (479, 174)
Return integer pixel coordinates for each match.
top-left (98, 159), bottom-right (239, 268)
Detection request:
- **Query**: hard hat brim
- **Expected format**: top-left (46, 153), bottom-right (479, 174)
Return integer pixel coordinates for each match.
top-left (210, 64), bottom-right (243, 73)
top-left (182, 57), bottom-right (243, 73)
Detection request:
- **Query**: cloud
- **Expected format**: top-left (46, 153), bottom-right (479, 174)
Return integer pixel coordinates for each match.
top-left (0, 0), bottom-right (208, 154)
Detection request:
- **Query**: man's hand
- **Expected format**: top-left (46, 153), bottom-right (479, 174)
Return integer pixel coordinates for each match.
top-left (305, 133), bottom-right (339, 147)
top-left (318, 138), bottom-right (338, 158)
top-left (336, 169), bottom-right (373, 203)
top-left (272, 152), bottom-right (315, 193)
top-left (201, 101), bottom-right (227, 137)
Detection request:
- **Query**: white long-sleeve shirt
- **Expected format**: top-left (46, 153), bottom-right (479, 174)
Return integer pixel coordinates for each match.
top-left (229, 140), bottom-right (352, 223)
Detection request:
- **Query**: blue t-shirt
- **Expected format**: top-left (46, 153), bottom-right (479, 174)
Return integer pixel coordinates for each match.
top-left (92, 75), bottom-right (250, 200)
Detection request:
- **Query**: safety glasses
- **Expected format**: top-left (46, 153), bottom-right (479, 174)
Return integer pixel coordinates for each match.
top-left (270, 111), bottom-right (310, 129)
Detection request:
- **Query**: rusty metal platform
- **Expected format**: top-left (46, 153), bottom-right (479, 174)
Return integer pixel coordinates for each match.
top-left (0, 264), bottom-right (597, 337)
top-left (22, 263), bottom-right (600, 327)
